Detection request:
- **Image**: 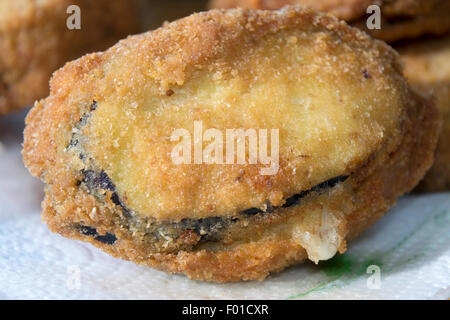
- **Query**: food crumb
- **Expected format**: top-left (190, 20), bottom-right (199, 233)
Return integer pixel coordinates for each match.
top-left (363, 69), bottom-right (371, 79)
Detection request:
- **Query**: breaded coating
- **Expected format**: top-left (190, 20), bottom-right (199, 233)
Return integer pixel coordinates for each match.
top-left (0, 0), bottom-right (137, 115)
top-left (398, 36), bottom-right (450, 192)
top-left (23, 7), bottom-right (440, 282)
top-left (209, 0), bottom-right (450, 42)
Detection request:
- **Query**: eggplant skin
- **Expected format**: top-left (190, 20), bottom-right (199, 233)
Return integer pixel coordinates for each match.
top-left (23, 7), bottom-right (440, 281)
top-left (75, 157), bottom-right (348, 248)
top-left (77, 225), bottom-right (117, 245)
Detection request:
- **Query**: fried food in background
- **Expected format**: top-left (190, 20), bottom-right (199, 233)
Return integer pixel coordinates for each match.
top-left (209, 0), bottom-right (373, 19)
top-left (354, 0), bottom-right (450, 43)
top-left (0, 0), bottom-right (137, 115)
top-left (209, 0), bottom-right (450, 43)
top-left (23, 7), bottom-right (440, 282)
top-left (137, 0), bottom-right (208, 31)
top-left (398, 36), bottom-right (450, 192)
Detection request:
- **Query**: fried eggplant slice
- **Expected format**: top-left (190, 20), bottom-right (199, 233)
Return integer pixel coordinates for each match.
top-left (23, 7), bottom-right (440, 282)
top-left (209, 0), bottom-right (450, 43)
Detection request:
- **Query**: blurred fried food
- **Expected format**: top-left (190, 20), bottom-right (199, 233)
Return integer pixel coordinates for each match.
top-left (398, 36), bottom-right (450, 191)
top-left (0, 0), bottom-right (137, 115)
top-left (209, 0), bottom-right (450, 42)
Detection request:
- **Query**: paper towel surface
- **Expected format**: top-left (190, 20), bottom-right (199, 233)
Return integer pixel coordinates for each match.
top-left (1, 112), bottom-right (449, 300)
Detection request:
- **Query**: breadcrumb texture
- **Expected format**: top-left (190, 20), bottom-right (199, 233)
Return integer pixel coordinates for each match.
top-left (23, 7), bottom-right (440, 282)
top-left (398, 36), bottom-right (450, 192)
top-left (0, 0), bottom-right (137, 115)
top-left (209, 0), bottom-right (450, 42)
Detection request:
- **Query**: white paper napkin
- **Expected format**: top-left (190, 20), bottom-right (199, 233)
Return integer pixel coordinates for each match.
top-left (1, 112), bottom-right (449, 300)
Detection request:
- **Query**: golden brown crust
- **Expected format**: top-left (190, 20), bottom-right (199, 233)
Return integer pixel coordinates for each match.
top-left (209, 0), bottom-right (450, 42)
top-left (24, 6), bottom-right (410, 220)
top-left (23, 7), bottom-right (440, 282)
top-left (0, 0), bottom-right (137, 115)
top-left (397, 37), bottom-right (450, 192)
